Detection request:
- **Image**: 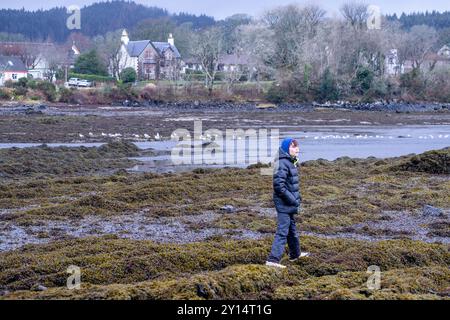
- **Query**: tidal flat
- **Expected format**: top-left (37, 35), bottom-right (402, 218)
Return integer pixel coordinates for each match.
top-left (0, 142), bottom-right (448, 299)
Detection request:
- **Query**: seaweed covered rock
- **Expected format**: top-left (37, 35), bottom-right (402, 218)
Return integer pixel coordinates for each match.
top-left (393, 148), bottom-right (450, 174)
top-left (98, 140), bottom-right (140, 157)
top-left (0, 140), bottom-right (141, 179)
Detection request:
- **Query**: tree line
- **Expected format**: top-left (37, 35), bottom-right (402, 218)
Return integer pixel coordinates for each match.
top-left (0, 1), bottom-right (215, 42)
top-left (387, 11), bottom-right (450, 30)
top-left (2, 1), bottom-right (450, 103)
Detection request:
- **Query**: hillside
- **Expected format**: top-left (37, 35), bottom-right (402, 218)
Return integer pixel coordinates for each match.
top-left (0, 0), bottom-right (215, 42)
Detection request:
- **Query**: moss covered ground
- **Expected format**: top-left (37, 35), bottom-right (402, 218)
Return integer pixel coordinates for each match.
top-left (1, 237), bottom-right (448, 299)
top-left (0, 148), bottom-right (448, 300)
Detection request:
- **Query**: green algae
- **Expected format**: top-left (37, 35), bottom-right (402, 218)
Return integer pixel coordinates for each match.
top-left (1, 237), bottom-right (448, 300)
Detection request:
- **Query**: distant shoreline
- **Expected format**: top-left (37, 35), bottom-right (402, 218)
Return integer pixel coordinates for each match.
top-left (1, 100), bottom-right (450, 113)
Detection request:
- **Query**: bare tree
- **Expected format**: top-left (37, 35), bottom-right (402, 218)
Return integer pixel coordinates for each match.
top-left (43, 45), bottom-right (66, 82)
top-left (191, 27), bottom-right (223, 95)
top-left (263, 4), bottom-right (306, 70)
top-left (398, 25), bottom-right (438, 71)
top-left (93, 30), bottom-right (123, 79)
top-left (0, 43), bottom-right (23, 58)
top-left (303, 5), bottom-right (326, 37)
top-left (0, 43), bottom-right (41, 69)
top-left (340, 2), bottom-right (369, 29)
top-left (261, 4), bottom-right (327, 73)
top-left (235, 22), bottom-right (277, 87)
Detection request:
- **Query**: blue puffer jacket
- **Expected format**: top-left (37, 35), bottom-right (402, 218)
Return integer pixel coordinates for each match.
top-left (273, 148), bottom-right (301, 215)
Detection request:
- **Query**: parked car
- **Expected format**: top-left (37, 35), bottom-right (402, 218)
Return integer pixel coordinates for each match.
top-left (67, 78), bottom-right (94, 88)
top-left (77, 79), bottom-right (93, 87)
top-left (68, 78), bottom-right (80, 86)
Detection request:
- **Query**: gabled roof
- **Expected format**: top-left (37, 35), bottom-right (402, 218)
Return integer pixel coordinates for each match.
top-left (0, 55), bottom-right (27, 72)
top-left (126, 40), bottom-right (152, 57)
top-left (152, 42), bottom-right (181, 59)
top-left (0, 42), bottom-right (81, 66)
top-left (124, 38), bottom-right (181, 59)
top-left (424, 53), bottom-right (450, 62)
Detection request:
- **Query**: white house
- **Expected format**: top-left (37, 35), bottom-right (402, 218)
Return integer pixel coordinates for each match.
top-left (437, 45), bottom-right (450, 58)
top-left (117, 30), bottom-right (182, 80)
top-left (0, 56), bottom-right (28, 86)
top-left (385, 49), bottom-right (404, 76)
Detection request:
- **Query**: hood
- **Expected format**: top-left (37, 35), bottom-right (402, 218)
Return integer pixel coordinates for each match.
top-left (281, 138), bottom-right (294, 154)
top-left (278, 147), bottom-right (292, 160)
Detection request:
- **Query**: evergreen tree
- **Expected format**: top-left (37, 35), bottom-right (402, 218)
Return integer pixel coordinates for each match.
top-left (73, 49), bottom-right (108, 76)
top-left (319, 69), bottom-right (339, 102)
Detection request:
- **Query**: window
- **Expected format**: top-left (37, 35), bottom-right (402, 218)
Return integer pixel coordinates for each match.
top-left (144, 49), bottom-right (153, 59)
top-left (12, 74), bottom-right (17, 80)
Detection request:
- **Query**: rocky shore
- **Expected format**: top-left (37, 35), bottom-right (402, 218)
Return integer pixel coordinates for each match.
top-left (1, 100), bottom-right (449, 116)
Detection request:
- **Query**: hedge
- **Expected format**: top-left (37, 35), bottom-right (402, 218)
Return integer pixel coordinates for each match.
top-left (68, 73), bottom-right (116, 83)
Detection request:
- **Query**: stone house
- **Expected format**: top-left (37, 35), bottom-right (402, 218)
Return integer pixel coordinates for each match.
top-left (117, 30), bottom-right (182, 80)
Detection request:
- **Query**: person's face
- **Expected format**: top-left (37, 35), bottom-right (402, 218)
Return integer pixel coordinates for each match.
top-left (289, 143), bottom-right (299, 157)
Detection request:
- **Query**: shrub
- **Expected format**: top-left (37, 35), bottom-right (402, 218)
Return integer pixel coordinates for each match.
top-left (0, 88), bottom-right (11, 100)
top-left (183, 73), bottom-right (206, 81)
top-left (13, 86), bottom-right (27, 96)
top-left (318, 68), bottom-right (339, 102)
top-left (185, 69), bottom-right (204, 75)
top-left (214, 72), bottom-right (225, 81)
top-left (265, 83), bottom-right (287, 103)
top-left (58, 87), bottom-right (77, 103)
top-left (36, 81), bottom-right (56, 102)
top-left (400, 68), bottom-right (426, 98)
top-left (68, 73), bottom-right (116, 83)
top-left (27, 79), bottom-right (39, 89)
top-left (105, 83), bottom-right (138, 101)
top-left (140, 85), bottom-right (157, 100)
top-left (16, 77), bottom-right (28, 88)
top-left (3, 80), bottom-right (14, 88)
top-left (352, 67), bottom-right (374, 94)
top-left (119, 67), bottom-right (137, 83)
top-left (424, 68), bottom-right (450, 102)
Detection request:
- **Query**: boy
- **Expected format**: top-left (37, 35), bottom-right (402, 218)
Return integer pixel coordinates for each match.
top-left (266, 138), bottom-right (310, 269)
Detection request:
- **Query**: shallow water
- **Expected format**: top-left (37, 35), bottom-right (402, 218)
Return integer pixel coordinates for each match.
top-left (129, 125), bottom-right (450, 173)
top-left (1, 125), bottom-right (449, 173)
top-left (0, 211), bottom-right (266, 252)
top-left (1, 208), bottom-right (447, 252)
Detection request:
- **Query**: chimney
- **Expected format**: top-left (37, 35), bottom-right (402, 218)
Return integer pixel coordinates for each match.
top-left (121, 29), bottom-right (130, 45)
top-left (168, 33), bottom-right (174, 46)
top-left (72, 41), bottom-right (80, 55)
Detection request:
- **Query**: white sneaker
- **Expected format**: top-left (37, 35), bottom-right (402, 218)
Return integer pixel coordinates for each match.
top-left (289, 252), bottom-right (310, 262)
top-left (300, 252), bottom-right (310, 258)
top-left (265, 261), bottom-right (287, 269)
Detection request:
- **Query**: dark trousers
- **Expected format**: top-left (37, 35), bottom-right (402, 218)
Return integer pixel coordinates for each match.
top-left (268, 212), bottom-right (301, 263)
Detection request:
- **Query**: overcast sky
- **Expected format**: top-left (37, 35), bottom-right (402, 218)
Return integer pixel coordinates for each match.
top-left (3, 0), bottom-right (450, 19)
